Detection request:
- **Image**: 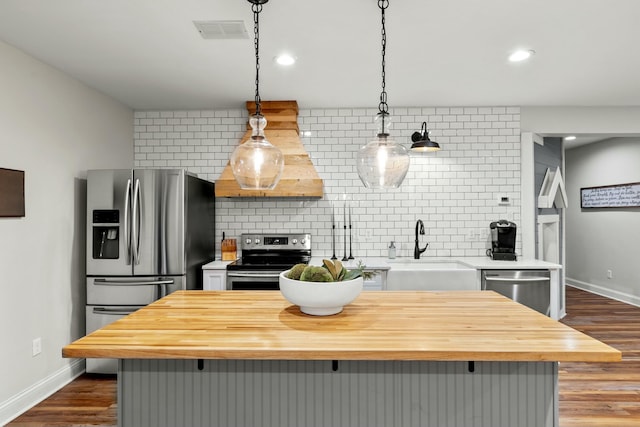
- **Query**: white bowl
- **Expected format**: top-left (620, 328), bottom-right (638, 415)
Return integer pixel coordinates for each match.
top-left (279, 270), bottom-right (363, 316)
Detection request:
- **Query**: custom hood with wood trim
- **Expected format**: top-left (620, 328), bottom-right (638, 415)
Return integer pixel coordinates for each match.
top-left (215, 100), bottom-right (324, 198)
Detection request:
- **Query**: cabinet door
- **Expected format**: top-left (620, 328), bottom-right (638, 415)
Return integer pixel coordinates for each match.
top-left (203, 270), bottom-right (227, 290)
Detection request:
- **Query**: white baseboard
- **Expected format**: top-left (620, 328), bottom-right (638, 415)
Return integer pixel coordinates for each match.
top-left (566, 277), bottom-right (640, 308)
top-left (0, 359), bottom-right (85, 426)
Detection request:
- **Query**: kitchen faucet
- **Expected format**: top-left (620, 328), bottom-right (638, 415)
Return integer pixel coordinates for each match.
top-left (414, 219), bottom-right (429, 259)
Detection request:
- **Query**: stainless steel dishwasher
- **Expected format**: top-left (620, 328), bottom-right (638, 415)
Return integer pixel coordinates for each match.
top-left (481, 270), bottom-right (551, 316)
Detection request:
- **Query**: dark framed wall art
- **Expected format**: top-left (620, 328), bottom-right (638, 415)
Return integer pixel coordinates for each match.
top-left (581, 182), bottom-right (640, 208)
top-left (0, 168), bottom-right (25, 217)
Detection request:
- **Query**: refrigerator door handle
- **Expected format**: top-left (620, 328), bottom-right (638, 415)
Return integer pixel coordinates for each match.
top-left (92, 307), bottom-right (141, 316)
top-left (94, 278), bottom-right (175, 286)
top-left (132, 178), bottom-right (141, 265)
top-left (124, 178), bottom-right (132, 265)
top-left (160, 174), bottom-right (168, 275)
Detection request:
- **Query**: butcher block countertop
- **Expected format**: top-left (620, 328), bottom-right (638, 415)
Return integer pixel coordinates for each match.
top-left (63, 291), bottom-right (621, 363)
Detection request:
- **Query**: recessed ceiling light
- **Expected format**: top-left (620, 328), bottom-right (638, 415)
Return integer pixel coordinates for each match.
top-left (508, 49), bottom-right (535, 62)
top-left (275, 54), bottom-right (296, 66)
top-left (564, 135), bottom-right (577, 141)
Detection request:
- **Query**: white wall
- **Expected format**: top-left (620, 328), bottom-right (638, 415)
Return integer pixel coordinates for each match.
top-left (134, 107), bottom-right (522, 258)
top-left (521, 106), bottom-right (640, 134)
top-left (0, 40), bottom-right (133, 423)
top-left (565, 138), bottom-right (640, 305)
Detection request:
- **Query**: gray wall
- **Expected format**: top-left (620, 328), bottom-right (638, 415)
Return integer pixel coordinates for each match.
top-left (565, 137), bottom-right (640, 304)
top-left (0, 40), bottom-right (133, 424)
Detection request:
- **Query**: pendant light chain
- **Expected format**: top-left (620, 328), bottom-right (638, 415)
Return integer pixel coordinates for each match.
top-left (356, 0), bottom-right (409, 189)
top-left (252, 2), bottom-right (262, 117)
top-left (378, 0), bottom-right (389, 116)
top-left (230, 0), bottom-right (283, 191)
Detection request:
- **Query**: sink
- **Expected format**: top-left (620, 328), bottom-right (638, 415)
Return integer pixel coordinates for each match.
top-left (386, 259), bottom-right (478, 291)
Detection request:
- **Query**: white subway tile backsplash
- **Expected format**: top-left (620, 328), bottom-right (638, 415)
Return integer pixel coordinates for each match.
top-left (134, 105), bottom-right (521, 258)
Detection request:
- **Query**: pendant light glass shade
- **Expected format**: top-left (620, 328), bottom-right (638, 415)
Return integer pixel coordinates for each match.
top-left (229, 0), bottom-right (284, 190)
top-left (357, 112), bottom-right (410, 189)
top-left (231, 114), bottom-right (284, 190)
top-left (356, 0), bottom-right (409, 189)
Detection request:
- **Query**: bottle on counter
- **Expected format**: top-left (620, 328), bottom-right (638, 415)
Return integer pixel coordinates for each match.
top-left (388, 241), bottom-right (396, 259)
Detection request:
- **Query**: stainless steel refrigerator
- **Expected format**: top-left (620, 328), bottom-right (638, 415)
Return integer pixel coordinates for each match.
top-left (85, 169), bottom-right (215, 373)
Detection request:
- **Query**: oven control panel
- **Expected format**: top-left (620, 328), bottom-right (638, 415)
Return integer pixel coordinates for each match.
top-left (240, 233), bottom-right (311, 251)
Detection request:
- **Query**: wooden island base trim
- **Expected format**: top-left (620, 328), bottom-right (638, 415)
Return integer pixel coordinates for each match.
top-left (119, 359), bottom-right (558, 427)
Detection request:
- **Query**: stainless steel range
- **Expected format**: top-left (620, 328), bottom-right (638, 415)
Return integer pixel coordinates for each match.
top-left (226, 233), bottom-right (311, 290)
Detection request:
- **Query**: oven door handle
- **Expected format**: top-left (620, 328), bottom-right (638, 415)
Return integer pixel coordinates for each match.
top-left (226, 272), bottom-right (282, 279)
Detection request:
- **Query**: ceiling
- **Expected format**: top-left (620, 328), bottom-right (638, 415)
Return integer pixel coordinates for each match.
top-left (1, 0), bottom-right (640, 113)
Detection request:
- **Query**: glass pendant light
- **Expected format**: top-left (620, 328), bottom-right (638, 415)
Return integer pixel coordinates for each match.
top-left (230, 0), bottom-right (283, 190)
top-left (356, 0), bottom-right (410, 189)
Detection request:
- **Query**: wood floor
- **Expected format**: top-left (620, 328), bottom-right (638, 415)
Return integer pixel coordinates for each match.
top-left (6, 374), bottom-right (117, 427)
top-left (6, 286), bottom-right (640, 427)
top-left (558, 287), bottom-right (640, 426)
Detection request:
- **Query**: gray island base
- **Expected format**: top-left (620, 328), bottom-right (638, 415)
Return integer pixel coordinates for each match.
top-left (119, 359), bottom-right (556, 427)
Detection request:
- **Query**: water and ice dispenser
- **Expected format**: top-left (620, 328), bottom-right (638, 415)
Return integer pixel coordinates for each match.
top-left (92, 210), bottom-right (119, 259)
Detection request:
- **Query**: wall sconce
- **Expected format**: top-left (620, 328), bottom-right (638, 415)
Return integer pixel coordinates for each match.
top-left (410, 122), bottom-right (440, 153)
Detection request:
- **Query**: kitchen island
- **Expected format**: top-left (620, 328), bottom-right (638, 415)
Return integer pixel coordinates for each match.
top-left (63, 290), bottom-right (620, 427)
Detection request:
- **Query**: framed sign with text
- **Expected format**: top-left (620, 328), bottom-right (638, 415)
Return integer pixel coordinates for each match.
top-left (580, 182), bottom-right (640, 208)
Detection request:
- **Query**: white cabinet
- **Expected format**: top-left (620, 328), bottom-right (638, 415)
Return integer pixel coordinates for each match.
top-left (202, 261), bottom-right (232, 290)
top-left (203, 270), bottom-right (227, 290)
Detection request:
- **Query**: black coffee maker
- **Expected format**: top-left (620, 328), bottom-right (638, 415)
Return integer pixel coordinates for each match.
top-left (488, 220), bottom-right (517, 261)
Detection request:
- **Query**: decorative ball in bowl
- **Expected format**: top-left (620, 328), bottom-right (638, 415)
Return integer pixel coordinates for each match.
top-left (279, 259), bottom-right (368, 316)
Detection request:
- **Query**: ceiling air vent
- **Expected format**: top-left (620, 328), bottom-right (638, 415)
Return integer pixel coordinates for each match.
top-left (193, 21), bottom-right (248, 40)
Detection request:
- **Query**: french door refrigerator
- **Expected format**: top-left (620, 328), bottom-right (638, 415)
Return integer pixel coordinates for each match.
top-left (85, 169), bottom-right (215, 373)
